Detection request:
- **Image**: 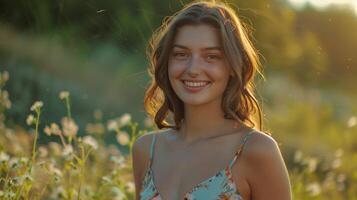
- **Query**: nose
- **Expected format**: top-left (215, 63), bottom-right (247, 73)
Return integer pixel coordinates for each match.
top-left (186, 54), bottom-right (202, 77)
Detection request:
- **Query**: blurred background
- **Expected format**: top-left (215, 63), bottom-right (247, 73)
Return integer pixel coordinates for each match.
top-left (0, 0), bottom-right (356, 198)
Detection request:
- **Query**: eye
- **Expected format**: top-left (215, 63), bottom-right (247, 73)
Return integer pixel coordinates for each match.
top-left (173, 52), bottom-right (188, 59)
top-left (206, 54), bottom-right (221, 60)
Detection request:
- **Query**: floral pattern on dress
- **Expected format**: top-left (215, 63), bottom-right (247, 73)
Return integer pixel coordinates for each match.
top-left (140, 168), bottom-right (162, 200)
top-left (140, 131), bottom-right (255, 200)
top-left (140, 166), bottom-right (244, 200)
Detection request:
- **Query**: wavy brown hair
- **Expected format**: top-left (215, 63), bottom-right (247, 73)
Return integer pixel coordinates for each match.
top-left (144, 0), bottom-right (270, 135)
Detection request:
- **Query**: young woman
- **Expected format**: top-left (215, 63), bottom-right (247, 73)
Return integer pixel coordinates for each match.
top-left (132, 1), bottom-right (292, 199)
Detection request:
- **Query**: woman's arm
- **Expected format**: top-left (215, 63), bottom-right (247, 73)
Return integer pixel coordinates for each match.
top-left (245, 132), bottom-right (292, 200)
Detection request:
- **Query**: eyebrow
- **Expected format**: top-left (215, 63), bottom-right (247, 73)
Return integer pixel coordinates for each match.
top-left (172, 44), bottom-right (222, 51)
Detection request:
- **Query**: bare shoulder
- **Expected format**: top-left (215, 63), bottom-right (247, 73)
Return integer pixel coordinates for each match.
top-left (133, 131), bottom-right (155, 156)
top-left (132, 129), bottom-right (167, 167)
top-left (242, 130), bottom-right (292, 200)
top-left (133, 129), bottom-right (168, 153)
top-left (243, 130), bottom-right (279, 159)
top-left (132, 129), bottom-right (166, 199)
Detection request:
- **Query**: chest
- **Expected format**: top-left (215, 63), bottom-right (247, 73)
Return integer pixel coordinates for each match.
top-left (150, 140), bottom-right (251, 200)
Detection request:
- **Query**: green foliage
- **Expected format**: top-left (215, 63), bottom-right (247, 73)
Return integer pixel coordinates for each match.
top-left (0, 0), bottom-right (181, 48)
top-left (295, 4), bottom-right (357, 87)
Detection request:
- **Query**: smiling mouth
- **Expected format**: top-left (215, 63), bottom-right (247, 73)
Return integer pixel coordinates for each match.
top-left (181, 80), bottom-right (211, 87)
top-left (181, 80), bottom-right (212, 93)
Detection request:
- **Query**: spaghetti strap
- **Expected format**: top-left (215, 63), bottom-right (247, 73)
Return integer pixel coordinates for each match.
top-left (148, 134), bottom-right (157, 168)
top-left (229, 130), bottom-right (255, 168)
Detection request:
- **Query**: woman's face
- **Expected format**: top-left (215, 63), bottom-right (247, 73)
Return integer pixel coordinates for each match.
top-left (168, 23), bottom-right (232, 106)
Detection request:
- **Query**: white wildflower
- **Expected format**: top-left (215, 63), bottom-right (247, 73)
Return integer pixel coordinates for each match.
top-left (82, 136), bottom-right (98, 150)
top-left (37, 160), bottom-right (47, 168)
top-left (293, 150), bottom-right (302, 163)
top-left (19, 157), bottom-right (28, 164)
top-left (0, 89), bottom-right (11, 109)
top-left (8, 157), bottom-right (19, 169)
top-left (47, 162), bottom-right (59, 175)
top-left (119, 113), bottom-right (131, 127)
top-left (53, 175), bottom-right (61, 183)
top-left (2, 90), bottom-right (8, 99)
top-left (2, 97), bottom-right (11, 109)
top-left (2, 71), bottom-right (9, 82)
top-left (30, 101), bottom-right (43, 111)
top-left (111, 186), bottom-right (126, 200)
top-left (305, 157), bottom-right (318, 173)
top-left (26, 114), bottom-right (35, 125)
top-left (62, 145), bottom-right (73, 157)
top-left (50, 123), bottom-right (62, 136)
top-left (43, 125), bottom-right (52, 136)
top-left (0, 151), bottom-right (10, 162)
top-left (125, 181), bottom-right (135, 193)
top-left (116, 131), bottom-right (130, 146)
top-left (305, 182), bottom-right (321, 196)
top-left (109, 155), bottom-right (125, 165)
top-left (4, 99), bottom-right (11, 109)
top-left (50, 186), bottom-right (65, 198)
top-left (52, 168), bottom-right (63, 177)
top-left (107, 120), bottom-right (119, 132)
top-left (13, 173), bottom-right (33, 186)
top-left (4, 191), bottom-right (15, 198)
top-left (38, 146), bottom-right (48, 158)
top-left (61, 117), bottom-right (78, 137)
top-left (347, 116), bottom-right (356, 127)
top-left (59, 91), bottom-right (70, 100)
top-left (23, 173), bottom-right (33, 183)
top-left (101, 176), bottom-right (112, 184)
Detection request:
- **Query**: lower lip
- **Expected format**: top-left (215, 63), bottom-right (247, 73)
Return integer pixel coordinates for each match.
top-left (182, 81), bottom-right (211, 93)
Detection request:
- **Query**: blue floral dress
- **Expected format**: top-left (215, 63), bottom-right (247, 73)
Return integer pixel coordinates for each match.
top-left (139, 130), bottom-right (255, 200)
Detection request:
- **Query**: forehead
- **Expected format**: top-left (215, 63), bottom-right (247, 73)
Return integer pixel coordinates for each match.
top-left (173, 24), bottom-right (221, 49)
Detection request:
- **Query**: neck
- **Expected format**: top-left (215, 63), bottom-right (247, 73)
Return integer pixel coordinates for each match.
top-left (176, 101), bottom-right (246, 145)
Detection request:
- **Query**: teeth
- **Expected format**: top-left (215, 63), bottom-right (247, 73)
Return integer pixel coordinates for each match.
top-left (183, 81), bottom-right (210, 87)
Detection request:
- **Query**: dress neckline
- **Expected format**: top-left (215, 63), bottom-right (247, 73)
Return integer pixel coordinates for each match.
top-left (145, 153), bottom-right (241, 200)
top-left (146, 163), bottom-right (240, 200)
top-left (141, 130), bottom-right (255, 200)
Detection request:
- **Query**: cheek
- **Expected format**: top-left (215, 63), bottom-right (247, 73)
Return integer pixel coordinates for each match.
top-left (208, 64), bottom-right (230, 81)
top-left (168, 61), bottom-right (185, 79)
